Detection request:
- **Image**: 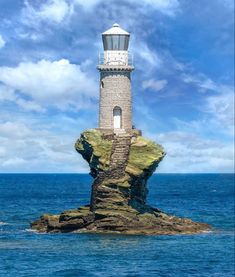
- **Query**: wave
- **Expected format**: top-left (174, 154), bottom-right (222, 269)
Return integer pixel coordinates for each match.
top-left (0, 221), bottom-right (8, 226)
top-left (24, 228), bottom-right (47, 234)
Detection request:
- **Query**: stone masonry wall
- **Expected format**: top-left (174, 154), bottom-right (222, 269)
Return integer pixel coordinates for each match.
top-left (99, 70), bottom-right (132, 130)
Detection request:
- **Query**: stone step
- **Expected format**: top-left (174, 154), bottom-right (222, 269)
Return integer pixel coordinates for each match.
top-left (110, 161), bottom-right (126, 164)
top-left (113, 148), bottom-right (127, 150)
top-left (112, 154), bottom-right (127, 157)
top-left (112, 148), bottom-right (128, 152)
top-left (111, 163), bottom-right (126, 166)
top-left (107, 135), bottom-right (131, 176)
top-left (113, 150), bottom-right (128, 153)
top-left (111, 162), bottom-right (125, 165)
top-left (115, 138), bottom-right (130, 140)
top-left (114, 143), bottom-right (129, 145)
top-left (111, 158), bottom-right (127, 161)
top-left (110, 166), bottom-right (125, 169)
top-left (113, 149), bottom-right (129, 152)
top-left (112, 153), bottom-right (128, 156)
top-left (115, 135), bottom-right (131, 138)
top-left (111, 156), bottom-right (126, 159)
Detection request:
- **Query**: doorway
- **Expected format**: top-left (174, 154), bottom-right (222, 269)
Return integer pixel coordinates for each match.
top-left (113, 106), bottom-right (122, 129)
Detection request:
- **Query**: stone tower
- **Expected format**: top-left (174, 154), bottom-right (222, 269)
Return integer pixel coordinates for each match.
top-left (97, 23), bottom-right (134, 132)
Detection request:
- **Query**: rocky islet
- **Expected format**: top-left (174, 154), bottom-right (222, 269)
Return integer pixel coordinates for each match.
top-left (31, 129), bottom-right (210, 235)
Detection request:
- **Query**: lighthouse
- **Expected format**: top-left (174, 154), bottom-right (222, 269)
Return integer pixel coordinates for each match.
top-left (97, 23), bottom-right (134, 133)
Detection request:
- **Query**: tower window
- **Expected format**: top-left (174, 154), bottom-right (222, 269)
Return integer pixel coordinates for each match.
top-left (101, 81), bottom-right (104, 88)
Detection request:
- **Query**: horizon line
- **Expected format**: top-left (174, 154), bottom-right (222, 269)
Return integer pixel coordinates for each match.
top-left (0, 172), bottom-right (234, 175)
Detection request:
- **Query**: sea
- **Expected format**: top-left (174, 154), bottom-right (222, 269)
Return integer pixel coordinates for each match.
top-left (0, 173), bottom-right (234, 277)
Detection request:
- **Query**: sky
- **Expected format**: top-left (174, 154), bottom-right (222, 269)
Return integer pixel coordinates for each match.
top-left (0, 0), bottom-right (234, 173)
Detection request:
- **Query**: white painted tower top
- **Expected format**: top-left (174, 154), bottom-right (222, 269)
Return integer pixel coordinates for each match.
top-left (99, 23), bottom-right (133, 66)
top-left (102, 23), bottom-right (130, 35)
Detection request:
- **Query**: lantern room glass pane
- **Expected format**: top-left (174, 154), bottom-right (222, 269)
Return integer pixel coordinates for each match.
top-left (102, 36), bottom-right (107, 50)
top-left (107, 36), bottom-right (113, 49)
top-left (119, 35), bottom-right (125, 50)
top-left (124, 36), bottom-right (129, 50)
top-left (102, 35), bottom-right (129, 50)
top-left (112, 35), bottom-right (119, 50)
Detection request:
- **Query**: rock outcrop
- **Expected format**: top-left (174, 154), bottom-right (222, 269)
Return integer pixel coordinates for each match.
top-left (31, 129), bottom-right (210, 235)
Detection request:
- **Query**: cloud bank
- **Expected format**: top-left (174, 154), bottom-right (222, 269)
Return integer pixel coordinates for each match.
top-left (0, 0), bottom-right (233, 173)
top-left (0, 59), bottom-right (97, 111)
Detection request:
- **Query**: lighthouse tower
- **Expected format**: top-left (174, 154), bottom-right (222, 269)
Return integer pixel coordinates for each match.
top-left (97, 23), bottom-right (134, 133)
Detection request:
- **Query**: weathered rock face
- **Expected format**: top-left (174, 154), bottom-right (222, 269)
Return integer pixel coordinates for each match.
top-left (75, 130), bottom-right (165, 212)
top-left (31, 129), bottom-right (210, 235)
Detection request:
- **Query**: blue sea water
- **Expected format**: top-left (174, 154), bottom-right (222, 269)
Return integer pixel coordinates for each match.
top-left (0, 173), bottom-right (234, 277)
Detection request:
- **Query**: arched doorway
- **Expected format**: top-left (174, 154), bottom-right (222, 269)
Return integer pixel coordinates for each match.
top-left (113, 106), bottom-right (122, 129)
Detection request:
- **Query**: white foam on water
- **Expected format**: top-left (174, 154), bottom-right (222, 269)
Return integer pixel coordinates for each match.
top-left (0, 221), bottom-right (8, 226)
top-left (201, 230), bottom-right (213, 234)
top-left (24, 228), bottom-right (46, 234)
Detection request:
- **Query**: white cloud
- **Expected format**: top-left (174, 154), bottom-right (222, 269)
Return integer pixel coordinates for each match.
top-left (205, 89), bottom-right (234, 135)
top-left (0, 121), bottom-right (32, 139)
top-left (0, 84), bottom-right (46, 112)
top-left (139, 76), bottom-right (234, 173)
top-left (181, 73), bottom-right (218, 92)
top-left (180, 73), bottom-right (234, 94)
top-left (142, 79), bottom-right (168, 91)
top-left (19, 0), bottom-right (179, 25)
top-left (0, 59), bottom-right (97, 111)
top-left (73, 0), bottom-right (101, 10)
top-left (22, 0), bottom-right (74, 25)
top-left (156, 131), bottom-right (234, 173)
top-left (2, 158), bottom-right (26, 167)
top-left (0, 35), bottom-right (6, 49)
top-left (0, 84), bottom-right (15, 101)
top-left (73, 0), bottom-right (179, 15)
top-left (16, 98), bottom-right (46, 112)
top-left (180, 72), bottom-right (234, 135)
top-left (38, 0), bottom-right (72, 23)
top-left (133, 42), bottom-right (162, 72)
top-left (142, 0), bottom-right (180, 16)
top-left (0, 119), bottom-right (89, 173)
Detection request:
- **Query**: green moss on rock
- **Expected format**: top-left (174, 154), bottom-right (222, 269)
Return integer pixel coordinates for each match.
top-left (127, 136), bottom-right (165, 176)
top-left (75, 129), bottom-right (112, 171)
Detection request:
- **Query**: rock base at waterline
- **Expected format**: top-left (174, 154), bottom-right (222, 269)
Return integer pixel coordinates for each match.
top-left (31, 129), bottom-right (210, 235)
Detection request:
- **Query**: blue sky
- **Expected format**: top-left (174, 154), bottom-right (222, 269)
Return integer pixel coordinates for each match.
top-left (0, 0), bottom-right (234, 173)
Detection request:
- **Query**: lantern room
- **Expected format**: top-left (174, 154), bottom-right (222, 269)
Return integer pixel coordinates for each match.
top-left (102, 23), bottom-right (130, 51)
top-left (99, 23), bottom-right (132, 66)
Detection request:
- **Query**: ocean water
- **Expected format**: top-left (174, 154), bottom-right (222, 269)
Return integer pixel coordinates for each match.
top-left (0, 173), bottom-right (234, 277)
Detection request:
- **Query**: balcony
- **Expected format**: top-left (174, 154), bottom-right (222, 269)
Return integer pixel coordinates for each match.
top-left (98, 52), bottom-right (134, 66)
